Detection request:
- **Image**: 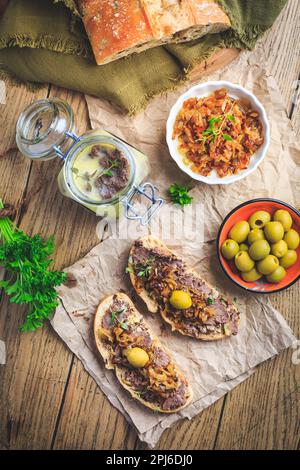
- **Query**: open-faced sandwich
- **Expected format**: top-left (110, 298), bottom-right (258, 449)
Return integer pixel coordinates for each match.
top-left (128, 237), bottom-right (240, 340)
top-left (94, 293), bottom-right (193, 413)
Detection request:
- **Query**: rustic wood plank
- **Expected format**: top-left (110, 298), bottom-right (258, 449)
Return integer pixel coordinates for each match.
top-left (0, 84), bottom-right (46, 213)
top-left (214, 269), bottom-right (299, 450)
top-left (190, 48), bottom-right (240, 81)
top-left (50, 0), bottom-right (300, 451)
top-left (0, 82), bottom-right (57, 450)
top-left (0, 84), bottom-right (100, 450)
top-left (290, 77), bottom-right (300, 136)
top-left (264, 0), bottom-right (300, 110)
top-left (153, 401), bottom-right (224, 450)
top-left (52, 357), bottom-right (139, 450)
top-left (213, 0), bottom-right (300, 449)
top-left (53, 357), bottom-right (224, 450)
top-left (1, 0), bottom-right (299, 451)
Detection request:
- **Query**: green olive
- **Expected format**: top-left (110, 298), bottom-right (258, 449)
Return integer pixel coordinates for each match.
top-left (241, 268), bottom-right (263, 282)
top-left (257, 255), bottom-right (280, 275)
top-left (248, 211), bottom-right (271, 229)
top-left (271, 240), bottom-right (288, 258)
top-left (126, 348), bottom-right (149, 368)
top-left (170, 290), bottom-right (192, 310)
top-left (248, 229), bottom-right (265, 245)
top-left (239, 243), bottom-right (249, 252)
top-left (279, 250), bottom-right (298, 269)
top-left (249, 240), bottom-right (271, 261)
top-left (273, 210), bottom-right (293, 232)
top-left (234, 251), bottom-right (255, 272)
top-left (229, 221), bottom-right (250, 244)
top-left (266, 266), bottom-right (286, 283)
top-left (284, 229), bottom-right (300, 250)
top-left (221, 239), bottom-right (240, 260)
top-left (264, 221), bottom-right (284, 243)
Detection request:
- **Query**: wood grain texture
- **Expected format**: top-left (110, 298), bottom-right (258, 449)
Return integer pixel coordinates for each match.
top-left (263, 0), bottom-right (300, 111)
top-left (0, 0), bottom-right (299, 451)
top-left (0, 86), bottom-right (99, 450)
top-left (190, 48), bottom-right (240, 81)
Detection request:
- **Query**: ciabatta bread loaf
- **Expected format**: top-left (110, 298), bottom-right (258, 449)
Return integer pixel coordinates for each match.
top-left (79, 0), bottom-right (230, 65)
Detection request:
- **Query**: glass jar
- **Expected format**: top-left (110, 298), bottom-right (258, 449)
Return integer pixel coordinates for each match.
top-left (16, 98), bottom-right (163, 224)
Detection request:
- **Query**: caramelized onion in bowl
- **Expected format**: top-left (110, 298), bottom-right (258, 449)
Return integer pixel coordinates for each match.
top-left (166, 81), bottom-right (270, 185)
top-left (172, 88), bottom-right (264, 178)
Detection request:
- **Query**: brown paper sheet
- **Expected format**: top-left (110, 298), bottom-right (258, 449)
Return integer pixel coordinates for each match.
top-left (51, 44), bottom-right (299, 447)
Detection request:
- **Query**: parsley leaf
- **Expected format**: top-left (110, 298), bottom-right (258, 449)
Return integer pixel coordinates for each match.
top-left (137, 259), bottom-right (153, 278)
top-left (110, 307), bottom-right (127, 329)
top-left (223, 133), bottom-right (233, 141)
top-left (168, 184), bottom-right (193, 207)
top-left (207, 297), bottom-right (214, 305)
top-left (0, 199), bottom-right (66, 332)
top-left (125, 266), bottom-right (134, 274)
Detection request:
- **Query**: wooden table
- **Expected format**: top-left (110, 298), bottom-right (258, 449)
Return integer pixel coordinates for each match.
top-left (0, 0), bottom-right (299, 450)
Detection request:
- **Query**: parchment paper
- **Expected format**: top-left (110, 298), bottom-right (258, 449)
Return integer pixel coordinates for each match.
top-left (51, 44), bottom-right (299, 447)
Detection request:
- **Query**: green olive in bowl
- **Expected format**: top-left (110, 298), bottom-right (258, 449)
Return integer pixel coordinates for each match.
top-left (273, 210), bottom-right (293, 232)
top-left (241, 268), bottom-right (263, 282)
top-left (257, 255), bottom-right (279, 275)
top-left (239, 243), bottom-right (249, 252)
top-left (235, 251), bottom-right (255, 272)
top-left (248, 229), bottom-right (265, 244)
top-left (284, 229), bottom-right (300, 250)
top-left (271, 240), bottom-right (288, 258)
top-left (229, 221), bottom-right (250, 244)
top-left (248, 211), bottom-right (271, 229)
top-left (266, 266), bottom-right (286, 283)
top-left (280, 250), bottom-right (298, 269)
top-left (221, 239), bottom-right (240, 260)
top-left (264, 221), bottom-right (284, 243)
top-left (249, 240), bottom-right (270, 261)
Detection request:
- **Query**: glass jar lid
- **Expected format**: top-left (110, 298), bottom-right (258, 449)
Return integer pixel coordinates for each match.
top-left (63, 134), bottom-right (136, 207)
top-left (16, 98), bottom-right (75, 160)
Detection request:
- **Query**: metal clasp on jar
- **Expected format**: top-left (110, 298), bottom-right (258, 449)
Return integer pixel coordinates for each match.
top-left (53, 131), bottom-right (81, 160)
top-left (125, 182), bottom-right (164, 226)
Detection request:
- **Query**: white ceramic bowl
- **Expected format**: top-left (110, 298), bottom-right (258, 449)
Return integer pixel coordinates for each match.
top-left (166, 81), bottom-right (270, 185)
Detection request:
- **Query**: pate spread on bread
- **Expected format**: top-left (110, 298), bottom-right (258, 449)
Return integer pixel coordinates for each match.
top-left (128, 236), bottom-right (240, 340)
top-left (94, 293), bottom-right (193, 412)
top-left (79, 0), bottom-right (230, 65)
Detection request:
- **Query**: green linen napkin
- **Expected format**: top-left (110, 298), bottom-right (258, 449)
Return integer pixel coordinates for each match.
top-left (0, 0), bottom-right (288, 114)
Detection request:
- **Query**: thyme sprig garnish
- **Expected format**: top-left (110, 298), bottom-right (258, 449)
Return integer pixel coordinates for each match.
top-left (197, 103), bottom-right (235, 144)
top-left (137, 258), bottom-right (154, 278)
top-left (110, 306), bottom-right (128, 330)
top-left (97, 158), bottom-right (120, 179)
top-left (71, 158), bottom-right (120, 189)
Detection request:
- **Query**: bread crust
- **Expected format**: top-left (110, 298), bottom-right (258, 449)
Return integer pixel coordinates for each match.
top-left (94, 292), bottom-right (193, 413)
top-left (128, 236), bottom-right (240, 341)
top-left (79, 0), bottom-right (230, 65)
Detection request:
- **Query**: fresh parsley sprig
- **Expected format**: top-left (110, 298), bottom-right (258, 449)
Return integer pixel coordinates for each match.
top-left (110, 307), bottom-right (128, 330)
top-left (198, 109), bottom-right (235, 143)
top-left (137, 259), bottom-right (153, 278)
top-left (168, 184), bottom-right (193, 207)
top-left (0, 199), bottom-right (67, 332)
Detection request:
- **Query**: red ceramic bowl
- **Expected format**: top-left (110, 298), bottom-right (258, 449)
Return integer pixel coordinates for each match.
top-left (217, 199), bottom-right (300, 293)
